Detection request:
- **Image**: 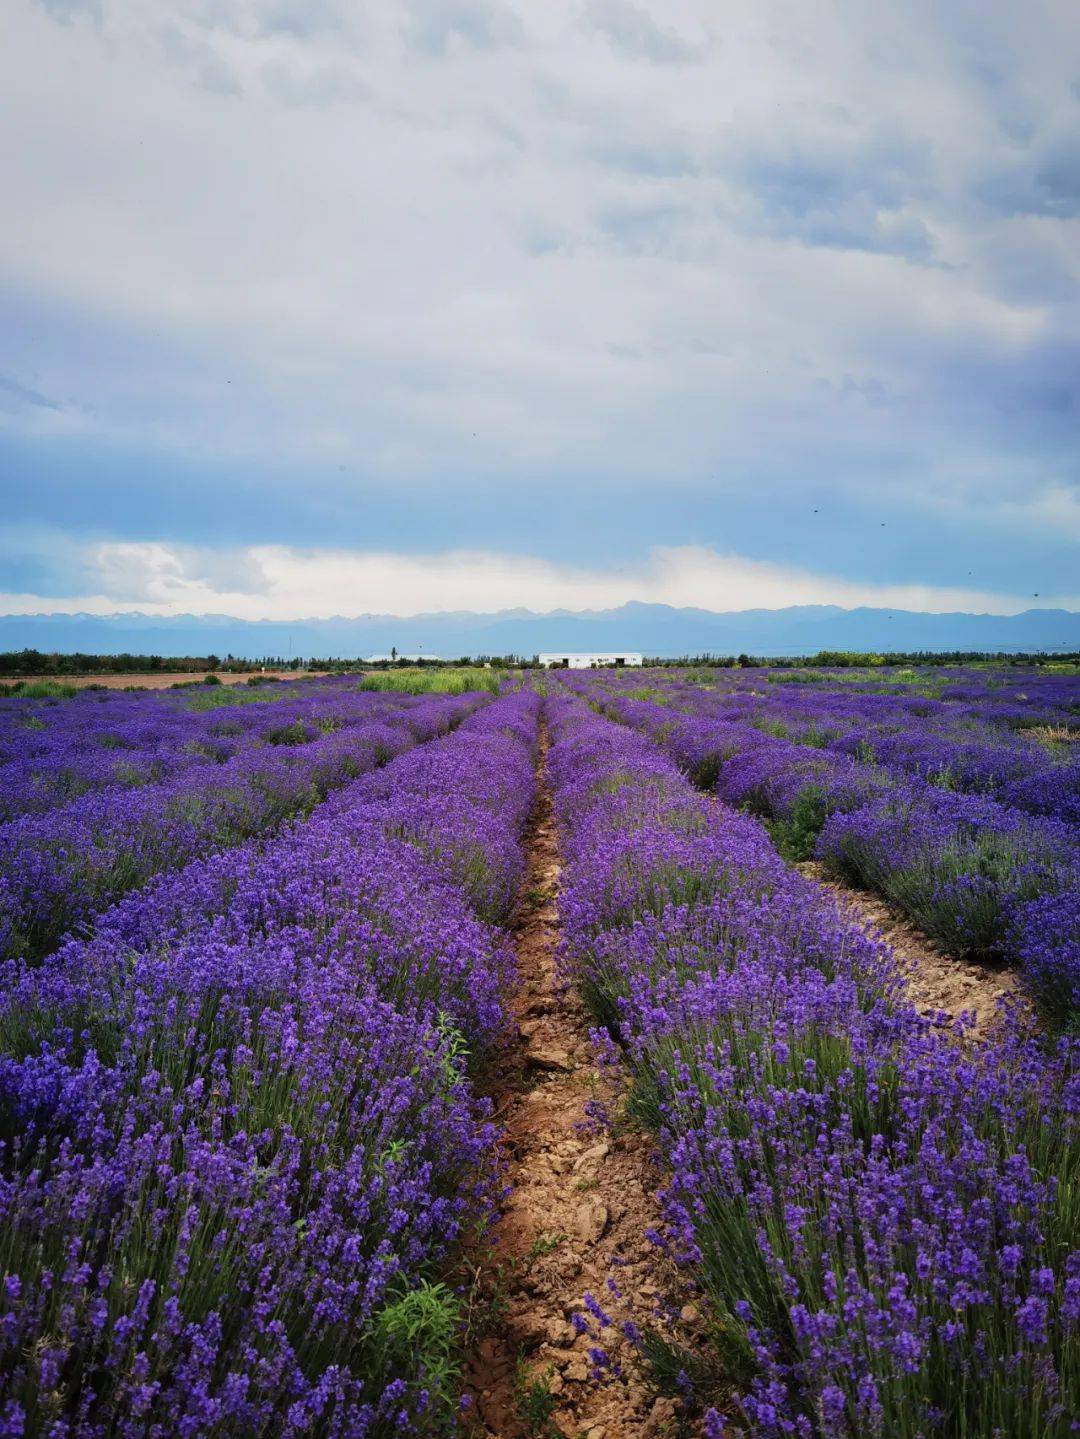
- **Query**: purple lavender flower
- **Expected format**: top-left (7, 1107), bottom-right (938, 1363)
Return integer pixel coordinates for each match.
top-left (545, 680), bottom-right (1079, 1438)
top-left (0, 688), bottom-right (541, 1433)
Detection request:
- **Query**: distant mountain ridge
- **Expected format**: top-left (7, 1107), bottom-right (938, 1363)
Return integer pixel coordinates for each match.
top-left (0, 604), bottom-right (1077, 658)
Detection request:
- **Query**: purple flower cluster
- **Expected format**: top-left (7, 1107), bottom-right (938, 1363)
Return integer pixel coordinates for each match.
top-left (817, 783), bottom-right (1078, 964)
top-left (0, 689), bottom-right (539, 1434)
top-left (0, 679), bottom-right (405, 821)
top-left (0, 685), bottom-right (487, 964)
top-left (546, 691), bottom-right (1078, 1437)
top-left (1007, 892), bottom-right (1080, 1023)
top-left (565, 671), bottom-right (1080, 1023)
top-left (650, 671), bottom-right (1074, 820)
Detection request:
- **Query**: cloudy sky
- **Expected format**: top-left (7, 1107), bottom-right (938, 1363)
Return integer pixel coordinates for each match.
top-left (2, 0), bottom-right (1078, 619)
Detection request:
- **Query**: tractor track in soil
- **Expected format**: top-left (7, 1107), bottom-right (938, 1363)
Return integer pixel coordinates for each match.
top-left (464, 726), bottom-right (689, 1439)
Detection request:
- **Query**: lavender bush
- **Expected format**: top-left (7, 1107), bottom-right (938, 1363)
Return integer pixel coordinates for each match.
top-left (0, 690), bottom-right (540, 1435)
top-left (817, 785), bottom-right (1079, 1001)
top-left (571, 672), bottom-right (1079, 1022)
top-left (547, 692), bottom-right (1078, 1436)
top-left (0, 689), bottom-right (487, 964)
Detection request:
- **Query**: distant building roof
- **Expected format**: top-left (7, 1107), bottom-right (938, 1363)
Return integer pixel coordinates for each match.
top-left (538, 652), bottom-right (643, 668)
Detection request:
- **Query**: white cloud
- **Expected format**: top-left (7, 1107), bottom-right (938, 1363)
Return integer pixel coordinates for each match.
top-left (1002, 485), bottom-right (1080, 542)
top-left (583, 0), bottom-right (701, 65)
top-left (1, 0), bottom-right (1076, 629)
top-left (909, 480), bottom-right (1080, 543)
top-left (0, 540), bottom-right (1072, 618)
top-left (0, 0), bottom-right (1076, 490)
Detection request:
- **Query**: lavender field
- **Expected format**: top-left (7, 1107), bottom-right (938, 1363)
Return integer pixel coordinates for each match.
top-left (0, 666), bottom-right (1076, 1436)
top-left (551, 664), bottom-right (1078, 1436)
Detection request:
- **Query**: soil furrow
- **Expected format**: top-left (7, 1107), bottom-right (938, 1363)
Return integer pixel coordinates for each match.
top-left (465, 726), bottom-right (680, 1439)
top-left (797, 859), bottom-right (1024, 1037)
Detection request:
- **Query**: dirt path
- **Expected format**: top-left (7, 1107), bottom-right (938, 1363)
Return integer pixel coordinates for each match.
top-left (465, 729), bottom-right (683, 1439)
top-left (797, 859), bottom-right (1023, 1037)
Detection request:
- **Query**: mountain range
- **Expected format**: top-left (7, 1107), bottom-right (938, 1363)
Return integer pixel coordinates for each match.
top-left (0, 604), bottom-right (1077, 659)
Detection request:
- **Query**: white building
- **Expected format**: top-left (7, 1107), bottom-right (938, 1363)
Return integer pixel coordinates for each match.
top-left (538, 652), bottom-right (643, 669)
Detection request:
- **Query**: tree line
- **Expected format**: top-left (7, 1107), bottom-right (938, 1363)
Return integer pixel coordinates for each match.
top-left (1, 647), bottom-right (1074, 679)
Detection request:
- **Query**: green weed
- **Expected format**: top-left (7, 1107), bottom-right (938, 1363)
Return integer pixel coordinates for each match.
top-left (514, 1362), bottom-right (559, 1436)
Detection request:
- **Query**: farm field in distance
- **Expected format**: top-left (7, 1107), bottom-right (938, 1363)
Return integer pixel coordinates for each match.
top-left (0, 661), bottom-right (1076, 1437)
top-left (0, 667), bottom-right (504, 699)
top-left (8, 669), bottom-right (330, 690)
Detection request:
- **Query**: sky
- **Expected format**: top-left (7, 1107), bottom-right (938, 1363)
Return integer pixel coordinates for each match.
top-left (1, 0), bottom-right (1078, 620)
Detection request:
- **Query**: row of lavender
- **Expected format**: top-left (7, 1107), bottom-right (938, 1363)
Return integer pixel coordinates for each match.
top-left (0, 689), bottom-right (540, 1435)
top-left (0, 680), bottom-right (383, 822)
top-left (692, 664), bottom-right (1079, 732)
top-left (727, 675), bottom-right (1079, 827)
top-left (0, 686), bottom-right (483, 965)
top-left (547, 693), bottom-right (1078, 1437)
top-left (615, 670), bottom-right (1079, 826)
top-left (566, 675), bottom-right (1080, 1025)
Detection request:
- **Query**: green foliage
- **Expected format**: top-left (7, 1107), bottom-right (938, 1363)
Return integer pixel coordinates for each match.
top-left (433, 1011), bottom-right (470, 1089)
top-left (766, 785), bottom-right (829, 861)
top-left (514, 1362), bottom-right (559, 1435)
top-left (639, 1327), bottom-right (734, 1408)
top-left (527, 1232), bottom-right (565, 1260)
top-left (0, 680), bottom-right (80, 699)
top-left (367, 1281), bottom-right (464, 1427)
top-left (359, 667), bottom-right (502, 696)
top-left (264, 718), bottom-right (313, 746)
top-left (184, 685), bottom-right (302, 711)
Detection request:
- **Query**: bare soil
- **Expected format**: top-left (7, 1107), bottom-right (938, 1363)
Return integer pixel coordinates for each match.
top-left (465, 729), bottom-right (689, 1439)
top-left (797, 859), bottom-right (1023, 1038)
